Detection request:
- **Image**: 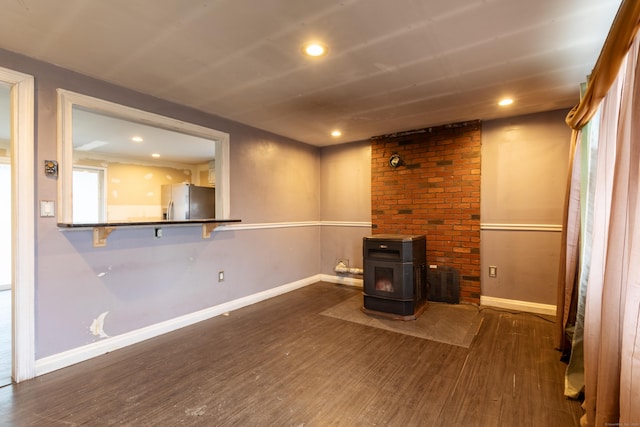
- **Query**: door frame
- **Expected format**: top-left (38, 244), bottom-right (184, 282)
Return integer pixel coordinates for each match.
top-left (0, 66), bottom-right (35, 382)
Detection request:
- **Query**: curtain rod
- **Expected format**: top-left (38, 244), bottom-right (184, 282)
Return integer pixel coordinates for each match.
top-left (566, 0), bottom-right (640, 130)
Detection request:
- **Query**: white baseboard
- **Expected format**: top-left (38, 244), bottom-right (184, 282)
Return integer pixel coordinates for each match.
top-left (480, 295), bottom-right (556, 316)
top-left (319, 274), bottom-right (363, 288)
top-left (35, 274), bottom-right (322, 377)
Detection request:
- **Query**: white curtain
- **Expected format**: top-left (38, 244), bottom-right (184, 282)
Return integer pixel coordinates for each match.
top-left (579, 34), bottom-right (640, 426)
top-left (555, 1), bottom-right (640, 423)
top-left (564, 99), bottom-right (601, 399)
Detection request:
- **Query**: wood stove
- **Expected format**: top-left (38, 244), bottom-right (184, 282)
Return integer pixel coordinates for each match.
top-left (362, 234), bottom-right (427, 320)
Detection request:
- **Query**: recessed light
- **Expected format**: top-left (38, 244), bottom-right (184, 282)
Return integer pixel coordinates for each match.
top-left (151, 153), bottom-right (160, 158)
top-left (498, 98), bottom-right (514, 106)
top-left (331, 130), bottom-right (342, 137)
top-left (131, 136), bottom-right (143, 142)
top-left (303, 42), bottom-right (328, 57)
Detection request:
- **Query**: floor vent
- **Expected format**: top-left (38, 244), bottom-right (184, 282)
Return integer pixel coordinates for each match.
top-left (427, 266), bottom-right (460, 304)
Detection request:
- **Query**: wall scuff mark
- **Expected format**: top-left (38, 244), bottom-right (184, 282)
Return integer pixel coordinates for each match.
top-left (97, 265), bottom-right (112, 278)
top-left (90, 311), bottom-right (110, 338)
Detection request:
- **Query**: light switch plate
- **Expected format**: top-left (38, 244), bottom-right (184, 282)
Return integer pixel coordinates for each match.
top-left (40, 200), bottom-right (55, 217)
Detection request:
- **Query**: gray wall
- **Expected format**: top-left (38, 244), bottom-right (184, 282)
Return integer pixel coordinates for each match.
top-left (319, 141), bottom-right (372, 275)
top-left (1, 48), bottom-right (322, 359)
top-left (315, 110), bottom-right (572, 305)
top-left (481, 109), bottom-right (571, 305)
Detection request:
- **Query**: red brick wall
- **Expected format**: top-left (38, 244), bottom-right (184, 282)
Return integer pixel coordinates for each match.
top-left (370, 121), bottom-right (481, 303)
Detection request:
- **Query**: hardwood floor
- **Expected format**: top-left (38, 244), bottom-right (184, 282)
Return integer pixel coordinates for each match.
top-left (0, 282), bottom-right (582, 426)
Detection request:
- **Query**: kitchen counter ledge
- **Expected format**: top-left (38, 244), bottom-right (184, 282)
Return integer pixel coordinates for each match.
top-left (57, 219), bottom-right (242, 247)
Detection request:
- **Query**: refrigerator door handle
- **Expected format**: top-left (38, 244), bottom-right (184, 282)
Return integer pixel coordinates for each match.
top-left (167, 200), bottom-right (173, 220)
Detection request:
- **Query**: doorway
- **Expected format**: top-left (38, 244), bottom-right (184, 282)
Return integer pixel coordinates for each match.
top-left (0, 66), bottom-right (35, 384)
top-left (0, 85), bottom-right (11, 386)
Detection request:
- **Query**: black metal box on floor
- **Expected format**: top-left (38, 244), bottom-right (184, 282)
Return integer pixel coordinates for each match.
top-left (362, 234), bottom-right (427, 317)
top-left (427, 266), bottom-right (460, 304)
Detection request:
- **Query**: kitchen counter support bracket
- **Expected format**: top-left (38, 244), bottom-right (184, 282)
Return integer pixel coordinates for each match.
top-left (202, 223), bottom-right (222, 239)
top-left (93, 226), bottom-right (115, 247)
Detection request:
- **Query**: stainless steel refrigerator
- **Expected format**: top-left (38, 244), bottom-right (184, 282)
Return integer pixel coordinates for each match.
top-left (161, 183), bottom-right (215, 220)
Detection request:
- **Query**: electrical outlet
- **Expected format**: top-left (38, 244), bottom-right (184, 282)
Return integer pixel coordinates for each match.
top-left (218, 271), bottom-right (224, 282)
top-left (154, 227), bottom-right (162, 239)
top-left (489, 266), bottom-right (497, 278)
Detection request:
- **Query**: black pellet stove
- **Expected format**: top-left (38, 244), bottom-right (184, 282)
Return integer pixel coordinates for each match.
top-left (362, 234), bottom-right (428, 320)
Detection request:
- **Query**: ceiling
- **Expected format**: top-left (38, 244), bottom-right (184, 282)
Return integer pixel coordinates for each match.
top-left (0, 0), bottom-right (623, 147)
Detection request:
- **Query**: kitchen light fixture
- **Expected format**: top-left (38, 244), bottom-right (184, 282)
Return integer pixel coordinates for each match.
top-left (303, 42), bottom-right (328, 57)
top-left (498, 98), bottom-right (514, 106)
top-left (151, 153), bottom-right (160, 158)
top-left (331, 130), bottom-right (342, 137)
top-left (131, 136), bottom-right (143, 142)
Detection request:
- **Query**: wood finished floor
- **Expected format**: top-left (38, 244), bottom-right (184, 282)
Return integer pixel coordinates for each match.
top-left (0, 282), bottom-right (582, 426)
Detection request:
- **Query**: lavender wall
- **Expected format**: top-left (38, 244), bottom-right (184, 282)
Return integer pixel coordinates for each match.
top-left (481, 109), bottom-right (571, 305)
top-left (1, 48), bottom-right (321, 359)
top-left (319, 141), bottom-right (371, 275)
top-left (317, 111), bottom-right (572, 308)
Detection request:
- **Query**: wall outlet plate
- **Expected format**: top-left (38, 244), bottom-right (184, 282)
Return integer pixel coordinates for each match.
top-left (489, 266), bottom-right (498, 277)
